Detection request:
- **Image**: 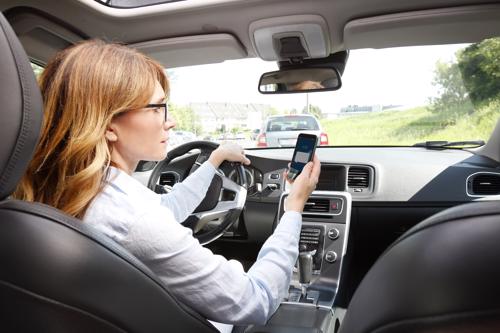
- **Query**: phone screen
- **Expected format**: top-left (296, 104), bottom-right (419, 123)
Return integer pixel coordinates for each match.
top-left (288, 134), bottom-right (317, 180)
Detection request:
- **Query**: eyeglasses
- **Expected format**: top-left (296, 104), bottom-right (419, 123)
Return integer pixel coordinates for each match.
top-left (145, 102), bottom-right (168, 123)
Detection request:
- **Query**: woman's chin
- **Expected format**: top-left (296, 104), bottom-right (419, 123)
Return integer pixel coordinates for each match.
top-left (157, 151), bottom-right (168, 160)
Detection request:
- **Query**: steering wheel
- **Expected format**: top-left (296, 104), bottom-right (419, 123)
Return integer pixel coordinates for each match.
top-left (147, 141), bottom-right (248, 245)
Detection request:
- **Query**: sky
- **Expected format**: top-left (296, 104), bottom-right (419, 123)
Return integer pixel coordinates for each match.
top-left (168, 43), bottom-right (467, 114)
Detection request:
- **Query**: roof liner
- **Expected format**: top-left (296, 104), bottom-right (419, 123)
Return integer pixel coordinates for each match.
top-left (2, 0), bottom-right (500, 66)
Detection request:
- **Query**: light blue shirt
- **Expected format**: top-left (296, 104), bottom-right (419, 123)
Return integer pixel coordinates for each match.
top-left (84, 161), bottom-right (302, 327)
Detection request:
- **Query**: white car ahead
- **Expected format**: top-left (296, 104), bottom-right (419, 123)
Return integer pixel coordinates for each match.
top-left (257, 114), bottom-right (329, 147)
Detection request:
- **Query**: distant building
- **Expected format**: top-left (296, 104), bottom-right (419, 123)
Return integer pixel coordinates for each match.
top-left (190, 102), bottom-right (272, 133)
top-left (337, 104), bottom-right (403, 117)
top-left (340, 104), bottom-right (383, 115)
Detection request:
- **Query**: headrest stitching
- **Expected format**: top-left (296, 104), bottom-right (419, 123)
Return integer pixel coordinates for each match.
top-left (0, 17), bottom-right (32, 193)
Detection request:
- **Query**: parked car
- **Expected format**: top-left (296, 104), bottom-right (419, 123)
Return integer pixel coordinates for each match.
top-left (257, 114), bottom-right (328, 147)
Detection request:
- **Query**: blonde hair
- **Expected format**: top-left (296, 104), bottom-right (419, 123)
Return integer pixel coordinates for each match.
top-left (13, 39), bottom-right (169, 218)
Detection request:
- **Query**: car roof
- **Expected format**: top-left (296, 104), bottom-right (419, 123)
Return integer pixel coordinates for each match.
top-left (267, 114), bottom-right (318, 119)
top-left (1, 0), bottom-right (499, 68)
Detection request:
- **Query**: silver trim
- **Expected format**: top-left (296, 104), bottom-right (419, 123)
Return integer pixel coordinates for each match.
top-left (193, 175), bottom-right (247, 245)
top-left (280, 301), bottom-right (335, 312)
top-left (466, 171), bottom-right (500, 197)
top-left (278, 190), bottom-right (352, 309)
top-left (346, 164), bottom-right (375, 195)
top-left (228, 168), bottom-right (254, 187)
top-left (302, 197), bottom-right (344, 217)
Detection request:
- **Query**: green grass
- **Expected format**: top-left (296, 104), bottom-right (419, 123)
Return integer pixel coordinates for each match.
top-left (321, 100), bottom-right (500, 146)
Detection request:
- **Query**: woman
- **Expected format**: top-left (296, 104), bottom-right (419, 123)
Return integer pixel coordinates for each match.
top-left (14, 40), bottom-right (321, 329)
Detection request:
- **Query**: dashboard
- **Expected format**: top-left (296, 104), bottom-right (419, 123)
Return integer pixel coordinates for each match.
top-left (134, 145), bottom-right (500, 307)
top-left (248, 146), bottom-right (500, 202)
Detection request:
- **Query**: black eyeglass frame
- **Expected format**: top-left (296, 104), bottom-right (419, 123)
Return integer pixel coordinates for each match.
top-left (145, 102), bottom-right (168, 123)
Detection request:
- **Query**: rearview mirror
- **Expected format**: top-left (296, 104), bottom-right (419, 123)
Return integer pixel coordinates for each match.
top-left (258, 67), bottom-right (341, 94)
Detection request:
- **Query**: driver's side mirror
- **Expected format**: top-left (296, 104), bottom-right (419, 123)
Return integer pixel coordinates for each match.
top-left (258, 67), bottom-right (341, 94)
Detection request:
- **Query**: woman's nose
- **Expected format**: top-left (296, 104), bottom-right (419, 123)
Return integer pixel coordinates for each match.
top-left (164, 116), bottom-right (176, 130)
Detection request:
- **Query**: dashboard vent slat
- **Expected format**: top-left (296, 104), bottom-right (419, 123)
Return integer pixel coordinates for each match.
top-left (159, 172), bottom-right (178, 187)
top-left (304, 198), bottom-right (330, 213)
top-left (472, 174), bottom-right (500, 195)
top-left (348, 167), bottom-right (369, 188)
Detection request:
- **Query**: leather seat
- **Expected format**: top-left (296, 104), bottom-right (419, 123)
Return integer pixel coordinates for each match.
top-left (0, 12), bottom-right (218, 333)
top-left (339, 201), bottom-right (500, 333)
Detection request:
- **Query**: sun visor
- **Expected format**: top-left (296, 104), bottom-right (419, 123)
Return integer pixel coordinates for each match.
top-left (250, 15), bottom-right (331, 61)
top-left (344, 4), bottom-right (500, 49)
top-left (131, 33), bottom-right (247, 68)
top-left (6, 11), bottom-right (84, 65)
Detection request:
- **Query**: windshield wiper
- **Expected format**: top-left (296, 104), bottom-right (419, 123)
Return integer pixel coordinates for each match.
top-left (413, 140), bottom-right (485, 149)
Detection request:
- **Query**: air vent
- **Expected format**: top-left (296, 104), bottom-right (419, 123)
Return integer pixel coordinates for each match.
top-left (348, 167), bottom-right (369, 188)
top-left (159, 172), bottom-right (178, 187)
top-left (471, 174), bottom-right (500, 195)
top-left (304, 198), bottom-right (330, 213)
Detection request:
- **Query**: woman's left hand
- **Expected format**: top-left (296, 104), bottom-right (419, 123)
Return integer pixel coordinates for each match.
top-left (208, 142), bottom-right (251, 168)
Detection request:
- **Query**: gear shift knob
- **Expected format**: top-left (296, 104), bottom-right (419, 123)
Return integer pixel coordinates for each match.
top-left (298, 244), bottom-right (317, 299)
top-left (298, 249), bottom-right (315, 284)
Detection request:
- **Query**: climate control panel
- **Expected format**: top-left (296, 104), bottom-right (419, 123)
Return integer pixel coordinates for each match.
top-left (278, 191), bottom-right (352, 308)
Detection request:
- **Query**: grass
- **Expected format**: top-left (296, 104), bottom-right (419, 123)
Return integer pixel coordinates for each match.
top-left (321, 100), bottom-right (500, 146)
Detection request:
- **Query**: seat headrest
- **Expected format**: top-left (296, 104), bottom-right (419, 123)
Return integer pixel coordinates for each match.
top-left (0, 13), bottom-right (43, 200)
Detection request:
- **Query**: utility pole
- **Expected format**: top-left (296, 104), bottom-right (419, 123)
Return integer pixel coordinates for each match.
top-left (306, 93), bottom-right (310, 114)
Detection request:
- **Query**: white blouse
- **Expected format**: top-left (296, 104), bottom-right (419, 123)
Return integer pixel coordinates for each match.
top-left (84, 161), bottom-right (302, 328)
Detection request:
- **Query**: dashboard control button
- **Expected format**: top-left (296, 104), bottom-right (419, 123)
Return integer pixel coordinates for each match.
top-left (328, 228), bottom-right (340, 240)
top-left (325, 251), bottom-right (337, 263)
top-left (270, 173), bottom-right (280, 180)
top-left (330, 199), bottom-right (342, 212)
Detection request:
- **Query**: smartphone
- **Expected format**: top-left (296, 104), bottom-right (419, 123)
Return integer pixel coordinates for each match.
top-left (287, 133), bottom-right (318, 180)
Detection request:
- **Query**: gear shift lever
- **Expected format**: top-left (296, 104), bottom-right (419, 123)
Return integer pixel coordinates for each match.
top-left (298, 244), bottom-right (316, 297)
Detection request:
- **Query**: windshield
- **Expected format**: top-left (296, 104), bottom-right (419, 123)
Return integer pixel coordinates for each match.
top-left (167, 37), bottom-right (500, 148)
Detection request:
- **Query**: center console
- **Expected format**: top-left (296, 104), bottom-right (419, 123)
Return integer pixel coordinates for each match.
top-left (245, 191), bottom-right (352, 333)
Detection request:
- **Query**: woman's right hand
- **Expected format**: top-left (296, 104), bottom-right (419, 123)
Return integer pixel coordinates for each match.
top-left (284, 155), bottom-right (321, 212)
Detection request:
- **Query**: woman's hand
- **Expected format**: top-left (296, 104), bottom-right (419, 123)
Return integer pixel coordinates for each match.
top-left (209, 142), bottom-right (251, 168)
top-left (284, 155), bottom-right (321, 213)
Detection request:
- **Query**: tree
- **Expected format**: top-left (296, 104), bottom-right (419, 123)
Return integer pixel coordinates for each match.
top-left (169, 104), bottom-right (201, 134)
top-left (429, 37), bottom-right (500, 116)
top-left (262, 106), bottom-right (280, 119)
top-left (302, 104), bottom-right (323, 119)
top-left (457, 37), bottom-right (500, 105)
top-left (429, 60), bottom-right (471, 116)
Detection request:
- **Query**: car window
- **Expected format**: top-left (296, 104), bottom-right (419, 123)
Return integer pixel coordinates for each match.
top-left (31, 62), bottom-right (43, 78)
top-left (266, 116), bottom-right (319, 132)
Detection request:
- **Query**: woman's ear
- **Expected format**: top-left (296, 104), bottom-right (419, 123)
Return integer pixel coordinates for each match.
top-left (105, 126), bottom-right (118, 142)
